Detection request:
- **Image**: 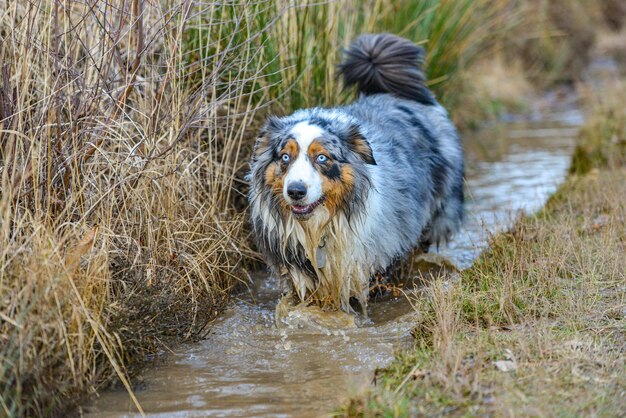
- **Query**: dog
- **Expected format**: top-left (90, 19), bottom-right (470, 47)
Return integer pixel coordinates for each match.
top-left (248, 33), bottom-right (464, 313)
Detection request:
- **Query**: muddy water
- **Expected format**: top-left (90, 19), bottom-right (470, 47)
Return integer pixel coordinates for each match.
top-left (86, 111), bottom-right (580, 417)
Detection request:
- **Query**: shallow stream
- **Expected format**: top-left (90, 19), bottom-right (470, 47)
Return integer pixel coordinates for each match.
top-left (86, 105), bottom-right (581, 417)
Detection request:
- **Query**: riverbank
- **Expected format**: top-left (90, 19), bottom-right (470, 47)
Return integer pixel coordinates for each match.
top-left (340, 86), bottom-right (626, 417)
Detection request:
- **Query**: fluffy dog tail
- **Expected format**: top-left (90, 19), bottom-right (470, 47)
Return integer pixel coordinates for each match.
top-left (338, 33), bottom-right (434, 104)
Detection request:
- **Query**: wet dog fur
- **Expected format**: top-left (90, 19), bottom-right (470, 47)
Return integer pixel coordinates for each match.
top-left (248, 34), bottom-right (464, 313)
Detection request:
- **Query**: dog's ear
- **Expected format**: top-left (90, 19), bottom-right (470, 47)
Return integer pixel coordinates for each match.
top-left (347, 124), bottom-right (376, 165)
top-left (253, 130), bottom-right (271, 159)
top-left (253, 116), bottom-right (283, 159)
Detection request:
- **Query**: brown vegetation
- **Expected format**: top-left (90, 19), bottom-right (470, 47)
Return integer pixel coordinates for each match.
top-left (0, 1), bottom-right (259, 415)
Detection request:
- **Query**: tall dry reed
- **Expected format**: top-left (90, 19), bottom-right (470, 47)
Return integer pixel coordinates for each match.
top-left (0, 1), bottom-right (267, 414)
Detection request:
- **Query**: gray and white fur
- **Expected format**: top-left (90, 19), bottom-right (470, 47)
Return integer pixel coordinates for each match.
top-left (248, 33), bottom-right (464, 313)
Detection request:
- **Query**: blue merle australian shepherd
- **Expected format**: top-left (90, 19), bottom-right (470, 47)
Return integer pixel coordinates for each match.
top-left (248, 34), bottom-right (464, 313)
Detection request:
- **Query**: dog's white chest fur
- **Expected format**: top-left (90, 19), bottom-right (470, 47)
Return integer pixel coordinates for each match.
top-left (284, 207), bottom-right (371, 312)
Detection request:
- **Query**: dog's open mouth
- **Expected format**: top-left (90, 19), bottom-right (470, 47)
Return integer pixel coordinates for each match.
top-left (291, 197), bottom-right (325, 217)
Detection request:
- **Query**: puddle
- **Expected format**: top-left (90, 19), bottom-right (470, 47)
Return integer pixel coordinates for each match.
top-left (85, 108), bottom-right (580, 417)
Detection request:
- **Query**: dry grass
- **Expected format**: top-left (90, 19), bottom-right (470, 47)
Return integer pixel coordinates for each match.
top-left (457, 54), bottom-right (533, 127)
top-left (503, 0), bottom-right (597, 86)
top-left (450, 0), bottom-right (614, 127)
top-left (340, 86), bottom-right (626, 417)
top-left (0, 1), bottom-right (263, 415)
top-left (571, 83), bottom-right (626, 175)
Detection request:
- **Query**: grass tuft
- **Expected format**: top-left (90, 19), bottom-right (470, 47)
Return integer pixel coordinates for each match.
top-left (0, 1), bottom-right (259, 414)
top-left (571, 83), bottom-right (626, 174)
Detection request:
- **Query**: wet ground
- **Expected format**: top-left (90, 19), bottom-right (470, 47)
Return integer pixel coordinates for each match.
top-left (85, 106), bottom-right (581, 417)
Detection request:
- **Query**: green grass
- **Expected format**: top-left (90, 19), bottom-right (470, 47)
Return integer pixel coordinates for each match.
top-left (180, 0), bottom-right (512, 112)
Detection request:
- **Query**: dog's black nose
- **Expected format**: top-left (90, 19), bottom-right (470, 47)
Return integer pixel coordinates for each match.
top-left (287, 182), bottom-right (307, 200)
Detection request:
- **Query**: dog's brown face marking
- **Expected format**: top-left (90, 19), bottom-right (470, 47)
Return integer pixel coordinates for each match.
top-left (323, 165), bottom-right (355, 215)
top-left (281, 139), bottom-right (300, 161)
top-left (264, 139), bottom-right (300, 214)
top-left (306, 141), bottom-right (329, 162)
top-left (307, 140), bottom-right (354, 215)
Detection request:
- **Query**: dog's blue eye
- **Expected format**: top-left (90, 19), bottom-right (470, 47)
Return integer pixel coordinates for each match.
top-left (316, 155), bottom-right (328, 163)
top-left (281, 154), bottom-right (290, 163)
